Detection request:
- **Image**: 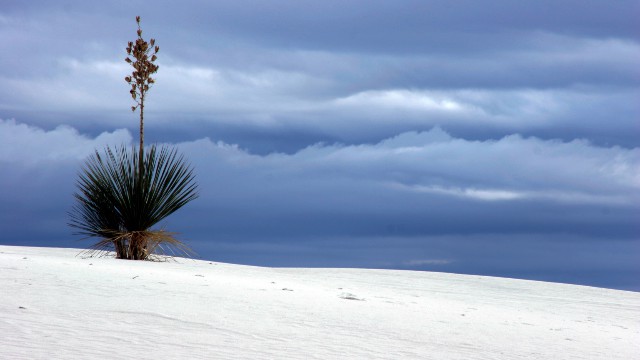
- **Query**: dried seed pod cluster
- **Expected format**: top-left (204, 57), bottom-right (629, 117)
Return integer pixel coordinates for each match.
top-left (124, 16), bottom-right (159, 169)
top-left (125, 16), bottom-right (159, 113)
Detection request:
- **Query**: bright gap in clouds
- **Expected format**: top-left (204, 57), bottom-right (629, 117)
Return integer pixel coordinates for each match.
top-left (393, 184), bottom-right (525, 201)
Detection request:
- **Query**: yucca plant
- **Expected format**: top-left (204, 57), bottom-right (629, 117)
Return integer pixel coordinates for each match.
top-left (70, 16), bottom-right (198, 260)
top-left (70, 145), bottom-right (197, 259)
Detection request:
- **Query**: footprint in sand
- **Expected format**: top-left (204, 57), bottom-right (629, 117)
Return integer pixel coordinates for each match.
top-left (339, 292), bottom-right (365, 301)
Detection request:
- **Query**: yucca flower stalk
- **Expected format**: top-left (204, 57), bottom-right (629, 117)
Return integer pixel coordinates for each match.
top-left (125, 15), bottom-right (159, 172)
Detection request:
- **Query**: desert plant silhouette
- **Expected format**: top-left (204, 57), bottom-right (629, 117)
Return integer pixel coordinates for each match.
top-left (70, 16), bottom-right (198, 260)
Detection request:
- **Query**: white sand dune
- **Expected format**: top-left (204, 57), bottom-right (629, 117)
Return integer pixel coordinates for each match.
top-left (1, 245), bottom-right (638, 359)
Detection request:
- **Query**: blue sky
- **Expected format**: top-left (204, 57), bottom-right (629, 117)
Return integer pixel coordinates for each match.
top-left (1, 1), bottom-right (638, 290)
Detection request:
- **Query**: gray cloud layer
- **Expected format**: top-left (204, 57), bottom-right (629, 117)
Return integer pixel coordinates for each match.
top-left (1, 1), bottom-right (638, 150)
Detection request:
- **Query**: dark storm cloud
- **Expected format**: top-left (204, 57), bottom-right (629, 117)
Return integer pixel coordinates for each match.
top-left (66, 0), bottom-right (635, 53)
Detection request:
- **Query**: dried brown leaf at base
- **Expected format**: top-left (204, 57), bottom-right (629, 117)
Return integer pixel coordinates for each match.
top-left (78, 229), bottom-right (195, 261)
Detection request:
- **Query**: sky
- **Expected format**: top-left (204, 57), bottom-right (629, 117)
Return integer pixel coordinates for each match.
top-left (0, 0), bottom-right (638, 290)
